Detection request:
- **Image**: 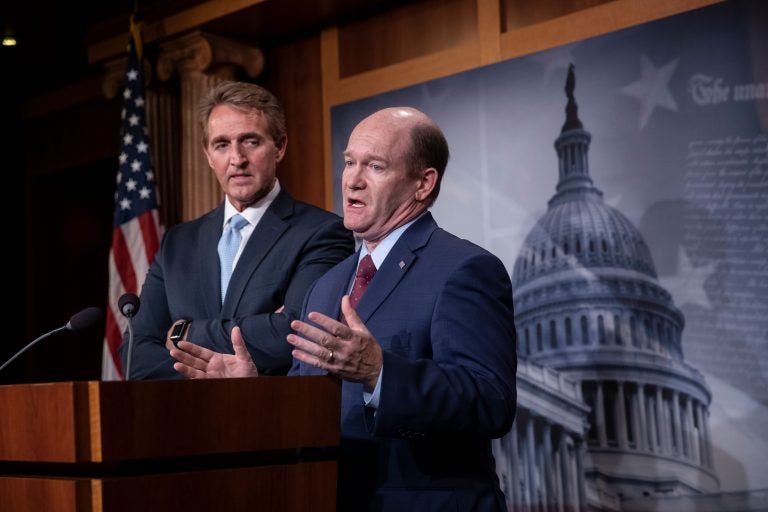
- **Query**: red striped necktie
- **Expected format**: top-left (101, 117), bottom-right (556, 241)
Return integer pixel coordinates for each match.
top-left (348, 254), bottom-right (377, 310)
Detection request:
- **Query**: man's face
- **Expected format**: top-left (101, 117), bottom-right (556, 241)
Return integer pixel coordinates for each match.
top-left (204, 104), bottom-right (286, 211)
top-left (342, 110), bottom-right (426, 249)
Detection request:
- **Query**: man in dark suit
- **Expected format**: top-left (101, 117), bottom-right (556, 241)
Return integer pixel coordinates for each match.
top-left (171, 107), bottom-right (517, 511)
top-left (121, 81), bottom-right (354, 379)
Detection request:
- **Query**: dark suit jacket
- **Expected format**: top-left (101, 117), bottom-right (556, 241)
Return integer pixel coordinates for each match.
top-left (292, 213), bottom-right (517, 511)
top-left (121, 189), bottom-right (354, 379)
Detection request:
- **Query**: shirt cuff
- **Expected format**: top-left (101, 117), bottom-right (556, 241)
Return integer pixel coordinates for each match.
top-left (363, 366), bottom-right (383, 409)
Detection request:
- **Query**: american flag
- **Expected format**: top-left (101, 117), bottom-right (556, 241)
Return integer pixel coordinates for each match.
top-left (102, 18), bottom-right (163, 380)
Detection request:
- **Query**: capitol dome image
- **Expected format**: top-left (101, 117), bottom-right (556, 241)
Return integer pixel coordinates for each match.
top-left (493, 65), bottom-right (719, 512)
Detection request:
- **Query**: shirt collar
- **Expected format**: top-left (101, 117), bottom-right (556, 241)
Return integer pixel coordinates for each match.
top-left (222, 179), bottom-right (281, 228)
top-left (359, 211), bottom-right (427, 269)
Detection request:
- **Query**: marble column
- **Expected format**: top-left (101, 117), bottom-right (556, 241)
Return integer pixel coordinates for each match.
top-left (687, 399), bottom-right (699, 462)
top-left (655, 386), bottom-right (667, 454)
top-left (559, 432), bottom-right (572, 512)
top-left (146, 87), bottom-right (181, 227)
top-left (636, 383), bottom-right (648, 452)
top-left (595, 381), bottom-right (608, 447)
top-left (520, 422), bottom-right (531, 508)
top-left (542, 421), bottom-right (553, 507)
top-left (695, 402), bottom-right (708, 467)
top-left (526, 415), bottom-right (537, 509)
top-left (647, 392), bottom-right (657, 452)
top-left (510, 422), bottom-right (521, 507)
top-left (536, 438), bottom-right (546, 509)
top-left (157, 31), bottom-right (265, 221)
top-left (575, 438), bottom-right (587, 512)
top-left (681, 395), bottom-right (691, 459)
top-left (672, 390), bottom-right (683, 457)
top-left (616, 381), bottom-right (629, 449)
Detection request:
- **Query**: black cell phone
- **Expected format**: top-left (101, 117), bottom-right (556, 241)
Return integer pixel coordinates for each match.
top-left (170, 320), bottom-right (190, 346)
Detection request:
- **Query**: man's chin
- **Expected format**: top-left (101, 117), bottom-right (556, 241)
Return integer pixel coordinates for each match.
top-left (343, 220), bottom-right (368, 237)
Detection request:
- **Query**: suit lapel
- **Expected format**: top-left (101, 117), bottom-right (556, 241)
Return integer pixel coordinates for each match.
top-left (353, 213), bottom-right (437, 323)
top-left (222, 191), bottom-right (293, 314)
top-left (326, 255), bottom-right (359, 320)
top-left (199, 206), bottom-right (225, 318)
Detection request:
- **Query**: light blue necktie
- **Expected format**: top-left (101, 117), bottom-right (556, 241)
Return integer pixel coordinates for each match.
top-left (218, 214), bottom-right (249, 304)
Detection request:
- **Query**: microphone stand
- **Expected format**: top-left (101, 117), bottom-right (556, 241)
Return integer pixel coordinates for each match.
top-left (124, 318), bottom-right (135, 381)
top-left (0, 326), bottom-right (67, 374)
top-left (0, 307), bottom-right (102, 376)
top-left (118, 294), bottom-right (140, 381)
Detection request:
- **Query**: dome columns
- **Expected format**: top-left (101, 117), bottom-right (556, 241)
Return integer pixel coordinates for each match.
top-left (498, 411), bottom-right (588, 511)
top-left (583, 380), bottom-right (711, 470)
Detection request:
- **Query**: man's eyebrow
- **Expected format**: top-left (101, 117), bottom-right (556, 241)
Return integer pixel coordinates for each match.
top-left (210, 132), bottom-right (263, 144)
top-left (342, 151), bottom-right (388, 162)
top-left (210, 134), bottom-right (229, 144)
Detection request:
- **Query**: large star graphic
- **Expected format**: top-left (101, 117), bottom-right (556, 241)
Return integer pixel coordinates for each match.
top-left (659, 246), bottom-right (716, 309)
top-left (621, 55), bottom-right (679, 129)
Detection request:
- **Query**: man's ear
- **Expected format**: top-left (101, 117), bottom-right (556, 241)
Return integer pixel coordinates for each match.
top-left (203, 146), bottom-right (214, 169)
top-left (415, 167), bottom-right (438, 202)
top-left (275, 136), bottom-right (288, 163)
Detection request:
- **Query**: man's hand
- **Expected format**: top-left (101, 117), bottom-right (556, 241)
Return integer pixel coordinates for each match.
top-left (287, 295), bottom-right (383, 390)
top-left (170, 326), bottom-right (259, 379)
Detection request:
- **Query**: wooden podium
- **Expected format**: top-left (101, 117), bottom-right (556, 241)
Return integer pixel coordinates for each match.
top-left (0, 376), bottom-right (340, 511)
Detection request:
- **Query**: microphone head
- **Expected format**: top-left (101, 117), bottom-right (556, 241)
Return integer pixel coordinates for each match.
top-left (118, 293), bottom-right (141, 318)
top-left (66, 307), bottom-right (103, 331)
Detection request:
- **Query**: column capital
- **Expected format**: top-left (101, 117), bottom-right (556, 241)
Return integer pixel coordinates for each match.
top-left (157, 31), bottom-right (264, 81)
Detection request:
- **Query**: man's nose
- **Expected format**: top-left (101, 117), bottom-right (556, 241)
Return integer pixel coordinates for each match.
top-left (344, 164), bottom-right (365, 189)
top-left (230, 144), bottom-right (247, 166)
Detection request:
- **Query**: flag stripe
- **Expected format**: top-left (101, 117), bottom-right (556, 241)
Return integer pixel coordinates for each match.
top-left (111, 227), bottom-right (138, 295)
top-left (138, 210), bottom-right (160, 263)
top-left (120, 216), bottom-right (152, 285)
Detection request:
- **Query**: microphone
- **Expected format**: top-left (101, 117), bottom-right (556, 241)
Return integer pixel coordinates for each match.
top-left (67, 307), bottom-right (103, 331)
top-left (0, 307), bottom-right (103, 375)
top-left (118, 293), bottom-right (140, 318)
top-left (118, 293), bottom-right (140, 381)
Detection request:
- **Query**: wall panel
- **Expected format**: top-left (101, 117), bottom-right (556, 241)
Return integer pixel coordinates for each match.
top-left (501, 0), bottom-right (613, 32)
top-left (338, 0), bottom-right (478, 77)
top-left (262, 36), bottom-right (326, 208)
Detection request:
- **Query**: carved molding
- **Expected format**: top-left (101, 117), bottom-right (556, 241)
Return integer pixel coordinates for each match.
top-left (157, 31), bottom-right (264, 82)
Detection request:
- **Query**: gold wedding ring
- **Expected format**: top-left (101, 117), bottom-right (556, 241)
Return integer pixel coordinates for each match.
top-left (327, 350), bottom-right (334, 363)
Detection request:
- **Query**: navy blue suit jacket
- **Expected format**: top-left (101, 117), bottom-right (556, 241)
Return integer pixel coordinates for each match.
top-left (121, 189), bottom-right (354, 378)
top-left (292, 213), bottom-right (517, 511)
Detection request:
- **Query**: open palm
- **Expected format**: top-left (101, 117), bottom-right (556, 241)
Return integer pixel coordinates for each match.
top-left (171, 326), bottom-right (259, 379)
